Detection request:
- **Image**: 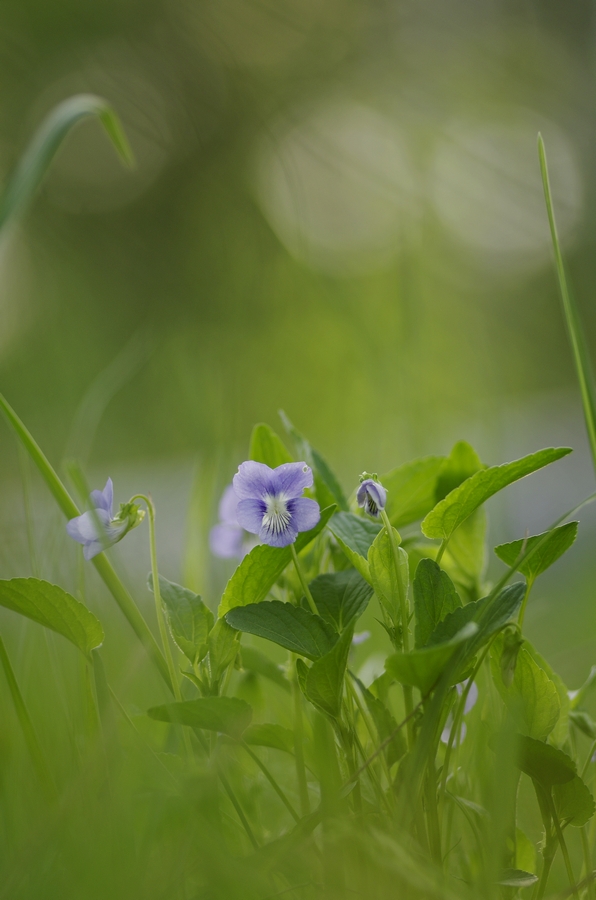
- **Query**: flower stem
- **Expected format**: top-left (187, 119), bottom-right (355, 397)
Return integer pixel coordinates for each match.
top-left (290, 543), bottom-right (318, 615)
top-left (435, 538), bottom-right (450, 565)
top-left (547, 791), bottom-right (579, 900)
top-left (131, 494), bottom-right (192, 760)
top-left (518, 577), bottom-right (535, 631)
top-left (292, 657), bottom-right (310, 816)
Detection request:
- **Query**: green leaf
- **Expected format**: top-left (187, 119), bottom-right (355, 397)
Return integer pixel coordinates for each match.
top-left (421, 448), bottom-right (572, 541)
top-left (243, 724), bottom-right (294, 754)
top-left (428, 583), bottom-right (525, 655)
top-left (413, 558), bottom-right (462, 648)
top-left (302, 624), bottom-right (355, 719)
top-left (444, 509), bottom-right (487, 594)
top-left (382, 456), bottom-right (446, 528)
top-left (249, 423), bottom-right (293, 468)
top-left (226, 601), bottom-right (337, 660)
top-left (524, 642), bottom-right (569, 747)
top-left (147, 697), bottom-right (252, 739)
top-left (328, 512), bottom-right (381, 581)
top-left (435, 441), bottom-right (484, 501)
top-left (309, 570), bottom-right (373, 633)
top-left (295, 657), bottom-right (309, 695)
top-left (148, 574), bottom-right (213, 665)
top-left (218, 505), bottom-right (336, 616)
top-left (515, 735), bottom-right (576, 787)
top-left (207, 618), bottom-right (239, 683)
top-left (569, 709), bottom-right (596, 739)
top-left (491, 635), bottom-right (560, 741)
top-left (494, 522), bottom-right (578, 582)
top-left (497, 870), bottom-right (538, 889)
top-left (516, 827), bottom-right (536, 876)
top-left (0, 94), bottom-right (133, 234)
top-left (385, 623), bottom-right (477, 694)
top-left (368, 528), bottom-right (408, 628)
top-left (553, 774), bottom-right (595, 826)
top-left (279, 410), bottom-right (348, 511)
top-left (239, 646), bottom-right (290, 693)
top-left (0, 578), bottom-right (104, 657)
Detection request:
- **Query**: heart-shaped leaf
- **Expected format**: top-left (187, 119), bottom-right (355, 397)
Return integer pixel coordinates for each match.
top-left (491, 635), bottom-right (560, 741)
top-left (309, 569), bottom-right (373, 632)
top-left (328, 512), bottom-right (381, 582)
top-left (227, 601), bottom-right (336, 659)
top-left (553, 774), bottom-right (595, 827)
top-left (148, 574), bottom-right (213, 665)
top-left (515, 735), bottom-right (576, 787)
top-left (413, 558), bottom-right (462, 648)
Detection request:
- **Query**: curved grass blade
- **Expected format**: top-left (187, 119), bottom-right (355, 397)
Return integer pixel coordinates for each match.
top-left (539, 133), bottom-right (596, 476)
top-left (0, 94), bottom-right (133, 234)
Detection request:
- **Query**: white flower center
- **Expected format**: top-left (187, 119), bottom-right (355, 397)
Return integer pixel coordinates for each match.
top-left (262, 493), bottom-right (291, 535)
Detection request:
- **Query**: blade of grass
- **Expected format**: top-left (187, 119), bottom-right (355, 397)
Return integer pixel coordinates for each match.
top-left (0, 94), bottom-right (133, 233)
top-left (538, 133), bottom-right (596, 476)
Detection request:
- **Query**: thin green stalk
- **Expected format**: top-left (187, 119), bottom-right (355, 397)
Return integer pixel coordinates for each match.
top-left (217, 763), bottom-right (259, 850)
top-left (539, 133), bottom-right (596, 477)
top-left (347, 674), bottom-right (394, 805)
top-left (131, 494), bottom-right (192, 761)
top-left (379, 508), bottom-right (414, 748)
top-left (292, 660), bottom-right (310, 816)
top-left (290, 544), bottom-right (318, 615)
top-left (0, 635), bottom-right (56, 799)
top-left (581, 826), bottom-right (596, 900)
top-left (518, 577), bottom-right (535, 631)
top-left (548, 792), bottom-right (579, 900)
top-left (240, 741), bottom-right (300, 822)
top-left (435, 538), bottom-right (450, 566)
top-left (534, 843), bottom-right (556, 900)
top-left (0, 393), bottom-right (171, 691)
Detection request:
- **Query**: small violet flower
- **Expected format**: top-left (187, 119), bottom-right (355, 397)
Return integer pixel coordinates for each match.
top-left (357, 473), bottom-right (387, 519)
top-left (66, 478), bottom-right (145, 561)
top-left (233, 461), bottom-right (320, 548)
top-left (209, 484), bottom-right (256, 560)
top-left (440, 680), bottom-right (479, 746)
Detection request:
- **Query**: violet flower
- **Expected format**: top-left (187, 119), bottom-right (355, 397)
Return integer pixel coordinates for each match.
top-left (440, 680), bottom-right (479, 746)
top-left (357, 474), bottom-right (387, 519)
top-left (233, 461), bottom-right (320, 548)
top-left (210, 484), bottom-right (253, 559)
top-left (66, 478), bottom-right (144, 561)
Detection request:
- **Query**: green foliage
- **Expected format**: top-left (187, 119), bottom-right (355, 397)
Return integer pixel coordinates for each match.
top-left (385, 622), bottom-right (477, 694)
top-left (368, 527), bottom-right (408, 628)
top-left (553, 775), bottom-right (596, 827)
top-left (239, 646), bottom-right (291, 692)
top-left (382, 456), bottom-right (446, 527)
top-left (413, 558), bottom-right (462, 648)
top-left (226, 600), bottom-right (337, 660)
top-left (353, 674), bottom-right (406, 766)
top-left (515, 735), bottom-right (577, 786)
top-left (569, 709), bottom-right (596, 739)
top-left (427, 582), bottom-right (525, 652)
top-left (435, 441), bottom-right (483, 501)
top-left (0, 578), bottom-right (103, 657)
top-left (249, 423), bottom-right (293, 468)
top-left (308, 569), bottom-right (372, 632)
top-left (218, 505), bottom-right (336, 615)
top-left (243, 724), bottom-right (295, 754)
top-left (299, 624), bottom-right (354, 718)
top-left (328, 511), bottom-right (381, 581)
top-left (491, 635), bottom-right (561, 741)
top-left (494, 521), bottom-right (578, 581)
top-left (421, 447), bottom-right (572, 540)
top-left (148, 573), bottom-right (213, 665)
top-left (148, 697), bottom-right (252, 739)
top-left (207, 618), bottom-right (239, 683)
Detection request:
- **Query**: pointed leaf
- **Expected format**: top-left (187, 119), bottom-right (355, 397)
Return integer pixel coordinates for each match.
top-left (368, 528), bottom-right (408, 628)
top-left (421, 448), bottom-right (572, 540)
top-left (226, 600), bottom-right (337, 660)
top-left (413, 558), bottom-right (462, 648)
top-left (497, 870), bottom-right (538, 889)
top-left (243, 724), bottom-right (294, 754)
top-left (435, 441), bottom-right (483, 501)
top-left (328, 512), bottom-right (381, 581)
top-left (309, 569), bottom-right (373, 632)
top-left (218, 505), bottom-right (336, 616)
top-left (495, 522), bottom-right (578, 582)
top-left (148, 574), bottom-right (213, 665)
top-left (148, 697), bottom-right (252, 738)
top-left (515, 735), bottom-right (576, 786)
top-left (428, 583), bottom-right (525, 656)
top-left (385, 623), bottom-right (478, 694)
top-left (249, 423), bottom-right (293, 468)
top-left (553, 774), bottom-right (595, 826)
top-left (302, 624), bottom-right (355, 718)
top-left (382, 456), bottom-right (446, 528)
top-left (0, 578), bottom-right (103, 657)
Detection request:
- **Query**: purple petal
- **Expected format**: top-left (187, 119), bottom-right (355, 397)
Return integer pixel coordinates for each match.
top-left (288, 497), bottom-right (320, 533)
top-left (233, 461), bottom-right (275, 500)
top-left (218, 484), bottom-right (239, 525)
top-left (273, 463), bottom-right (313, 499)
top-left (83, 540), bottom-right (105, 561)
top-left (66, 509), bottom-right (111, 544)
top-left (259, 518), bottom-right (298, 548)
top-left (90, 478), bottom-right (114, 515)
top-left (209, 523), bottom-right (244, 559)
top-left (357, 480), bottom-right (386, 511)
top-left (236, 499), bottom-right (266, 535)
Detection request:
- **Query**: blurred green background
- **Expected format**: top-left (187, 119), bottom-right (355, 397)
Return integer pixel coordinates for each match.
top-left (1, 2), bottom-right (596, 896)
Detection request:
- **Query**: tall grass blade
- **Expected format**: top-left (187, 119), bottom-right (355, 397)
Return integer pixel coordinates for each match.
top-left (0, 94), bottom-right (133, 234)
top-left (538, 133), bottom-right (596, 476)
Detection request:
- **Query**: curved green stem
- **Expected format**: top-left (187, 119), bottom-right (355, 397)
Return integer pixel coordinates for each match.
top-left (292, 659), bottom-right (310, 816)
top-left (435, 538), bottom-right (450, 566)
top-left (518, 577), bottom-right (535, 631)
top-left (290, 543), bottom-right (318, 615)
top-left (241, 741), bottom-right (300, 822)
top-left (547, 791), bottom-right (579, 899)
